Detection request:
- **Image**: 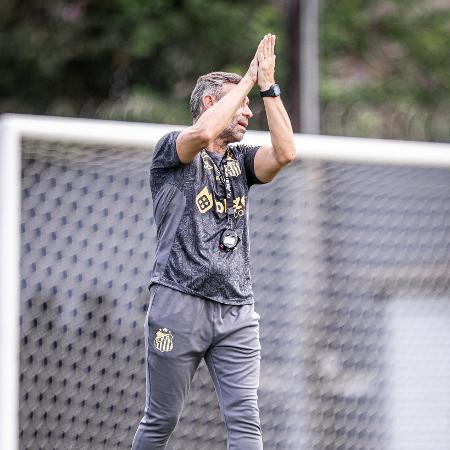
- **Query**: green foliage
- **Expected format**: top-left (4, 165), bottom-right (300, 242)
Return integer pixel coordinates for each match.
top-left (0, 0), bottom-right (282, 126)
top-left (320, 0), bottom-right (450, 141)
top-left (320, 0), bottom-right (450, 140)
top-left (0, 0), bottom-right (447, 140)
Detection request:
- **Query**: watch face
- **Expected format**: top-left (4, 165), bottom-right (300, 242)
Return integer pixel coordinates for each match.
top-left (273, 84), bottom-right (281, 96)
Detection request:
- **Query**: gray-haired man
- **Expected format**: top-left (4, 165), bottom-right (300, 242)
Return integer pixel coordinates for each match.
top-left (132, 34), bottom-right (295, 450)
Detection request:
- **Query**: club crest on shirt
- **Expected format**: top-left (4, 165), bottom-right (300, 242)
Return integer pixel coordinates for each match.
top-left (224, 159), bottom-right (241, 177)
top-left (154, 328), bottom-right (174, 352)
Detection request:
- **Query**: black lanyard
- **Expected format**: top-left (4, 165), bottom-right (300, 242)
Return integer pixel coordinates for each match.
top-left (201, 149), bottom-right (235, 230)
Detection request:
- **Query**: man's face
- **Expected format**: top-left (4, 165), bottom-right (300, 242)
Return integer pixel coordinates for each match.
top-left (214, 83), bottom-right (253, 144)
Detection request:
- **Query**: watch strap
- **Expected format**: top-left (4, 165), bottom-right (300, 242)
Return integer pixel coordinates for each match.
top-left (260, 84), bottom-right (281, 97)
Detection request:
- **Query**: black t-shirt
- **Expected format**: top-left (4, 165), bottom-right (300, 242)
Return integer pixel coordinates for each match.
top-left (148, 130), bottom-right (267, 305)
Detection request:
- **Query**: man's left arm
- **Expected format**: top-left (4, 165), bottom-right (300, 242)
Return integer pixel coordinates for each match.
top-left (253, 34), bottom-right (296, 183)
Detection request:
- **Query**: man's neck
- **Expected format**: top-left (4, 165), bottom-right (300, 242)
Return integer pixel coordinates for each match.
top-left (207, 139), bottom-right (228, 154)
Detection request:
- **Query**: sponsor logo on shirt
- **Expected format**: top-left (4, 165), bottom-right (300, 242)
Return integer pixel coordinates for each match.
top-left (195, 185), bottom-right (246, 217)
top-left (196, 186), bottom-right (214, 213)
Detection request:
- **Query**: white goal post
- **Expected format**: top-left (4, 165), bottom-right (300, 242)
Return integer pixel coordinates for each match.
top-left (1, 113), bottom-right (450, 450)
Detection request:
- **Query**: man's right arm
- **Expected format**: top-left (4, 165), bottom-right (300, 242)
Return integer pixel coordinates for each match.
top-left (176, 44), bottom-right (260, 164)
top-left (176, 74), bottom-right (255, 164)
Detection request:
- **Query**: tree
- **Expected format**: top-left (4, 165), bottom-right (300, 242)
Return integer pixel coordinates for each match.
top-left (0, 0), bottom-right (283, 127)
top-left (1, 0), bottom-right (448, 141)
top-left (320, 0), bottom-right (450, 141)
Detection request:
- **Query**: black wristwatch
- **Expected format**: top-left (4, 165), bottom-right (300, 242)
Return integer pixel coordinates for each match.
top-left (260, 84), bottom-right (281, 98)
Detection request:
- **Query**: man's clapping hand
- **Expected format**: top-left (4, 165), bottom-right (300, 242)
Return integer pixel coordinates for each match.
top-left (246, 34), bottom-right (276, 89)
top-left (256, 34), bottom-right (276, 91)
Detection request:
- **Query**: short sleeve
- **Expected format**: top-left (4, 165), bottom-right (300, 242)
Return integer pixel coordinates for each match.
top-left (237, 144), bottom-right (267, 187)
top-left (150, 131), bottom-right (183, 197)
top-left (151, 131), bottom-right (182, 170)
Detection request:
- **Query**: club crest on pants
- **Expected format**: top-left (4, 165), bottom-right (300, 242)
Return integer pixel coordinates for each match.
top-left (154, 328), bottom-right (174, 352)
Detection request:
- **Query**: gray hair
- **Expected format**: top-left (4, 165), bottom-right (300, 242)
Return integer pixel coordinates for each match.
top-left (190, 71), bottom-right (242, 122)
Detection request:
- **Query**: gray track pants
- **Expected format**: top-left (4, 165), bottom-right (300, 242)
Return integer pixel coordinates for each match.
top-left (131, 284), bottom-right (263, 450)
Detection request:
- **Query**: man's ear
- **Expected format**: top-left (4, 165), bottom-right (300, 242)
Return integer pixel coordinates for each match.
top-left (202, 94), bottom-right (216, 110)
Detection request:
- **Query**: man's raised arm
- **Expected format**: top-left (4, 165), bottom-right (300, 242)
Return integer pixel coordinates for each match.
top-left (175, 44), bottom-right (260, 164)
top-left (254, 34), bottom-right (296, 183)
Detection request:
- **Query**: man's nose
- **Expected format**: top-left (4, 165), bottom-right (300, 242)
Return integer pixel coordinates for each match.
top-left (243, 105), bottom-right (253, 118)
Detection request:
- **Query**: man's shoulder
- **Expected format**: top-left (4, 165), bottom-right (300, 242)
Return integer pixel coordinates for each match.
top-left (151, 130), bottom-right (184, 174)
top-left (155, 130), bottom-right (182, 150)
top-left (228, 143), bottom-right (261, 170)
top-left (229, 142), bottom-right (261, 157)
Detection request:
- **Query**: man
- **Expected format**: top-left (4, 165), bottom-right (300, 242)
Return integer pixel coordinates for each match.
top-left (132, 34), bottom-right (295, 450)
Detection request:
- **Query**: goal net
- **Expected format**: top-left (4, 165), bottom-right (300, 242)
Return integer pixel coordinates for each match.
top-left (1, 114), bottom-right (450, 450)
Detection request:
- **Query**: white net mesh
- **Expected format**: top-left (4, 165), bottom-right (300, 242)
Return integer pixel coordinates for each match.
top-left (19, 137), bottom-right (450, 450)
